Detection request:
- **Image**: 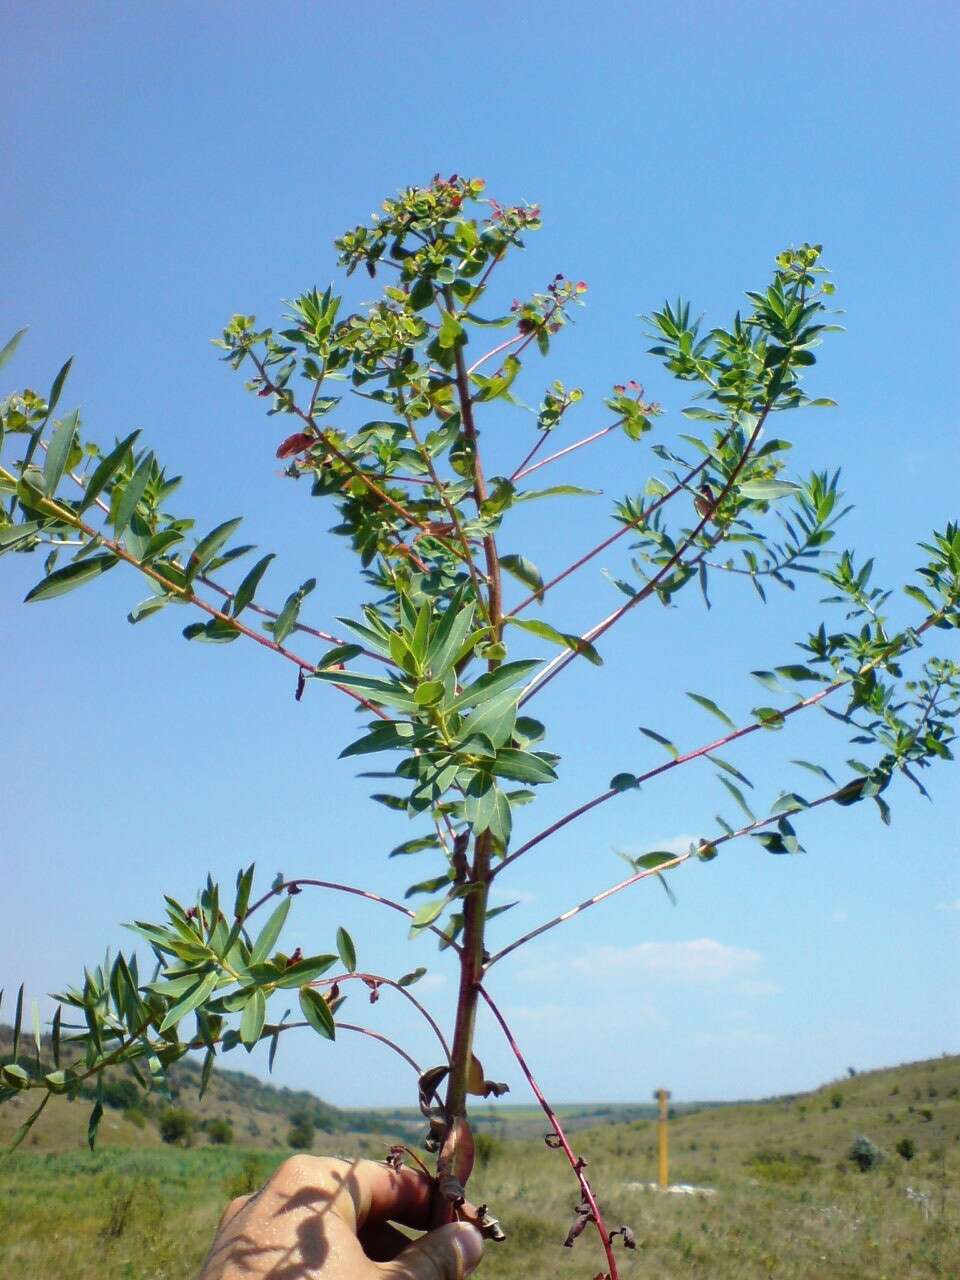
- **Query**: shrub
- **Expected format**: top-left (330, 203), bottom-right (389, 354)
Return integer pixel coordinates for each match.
top-left (204, 1116), bottom-right (234, 1145)
top-left (849, 1134), bottom-right (885, 1171)
top-left (158, 1106), bottom-right (194, 1147)
top-left (287, 1109), bottom-right (315, 1151)
top-left (896, 1136), bottom-right (916, 1161)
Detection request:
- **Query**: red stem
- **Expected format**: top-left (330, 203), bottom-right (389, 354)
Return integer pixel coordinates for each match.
top-left (507, 421), bottom-right (740, 618)
top-left (478, 983), bottom-right (621, 1280)
top-left (498, 603), bottom-right (947, 877)
top-left (511, 422), bottom-right (621, 483)
top-left (243, 879), bottom-right (462, 954)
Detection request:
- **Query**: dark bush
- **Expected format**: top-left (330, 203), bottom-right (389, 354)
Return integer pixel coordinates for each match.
top-left (158, 1106), bottom-right (194, 1146)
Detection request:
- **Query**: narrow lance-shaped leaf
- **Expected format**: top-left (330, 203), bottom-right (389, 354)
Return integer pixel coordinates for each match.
top-left (639, 725), bottom-right (680, 759)
top-left (336, 927), bottom-right (357, 973)
top-left (79, 430), bottom-right (141, 514)
top-left (188, 517), bottom-right (244, 580)
top-left (24, 553), bottom-right (119, 603)
top-left (232, 554), bottom-right (275, 617)
top-left (240, 989), bottom-right (267, 1049)
top-left (686, 692), bottom-right (736, 730)
top-left (0, 327), bottom-right (27, 372)
top-left (249, 896), bottom-right (291, 965)
top-left (44, 356), bottom-right (74, 423)
top-left (42, 408), bottom-right (79, 497)
top-left (299, 986), bottom-right (336, 1040)
top-left (158, 969), bottom-right (219, 1032)
top-left (113, 452), bottom-right (154, 536)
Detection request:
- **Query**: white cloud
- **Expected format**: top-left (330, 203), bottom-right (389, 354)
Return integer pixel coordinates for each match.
top-left (524, 938), bottom-right (762, 987)
top-left (617, 833), bottom-right (700, 859)
top-left (935, 898), bottom-right (960, 912)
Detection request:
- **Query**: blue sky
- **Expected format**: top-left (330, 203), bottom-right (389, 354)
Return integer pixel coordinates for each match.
top-left (2, 1), bottom-right (957, 1110)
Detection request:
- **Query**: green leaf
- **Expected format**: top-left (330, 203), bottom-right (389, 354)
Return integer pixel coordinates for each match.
top-left (43, 409), bottom-right (79, 496)
top-left (113, 452), bottom-right (154, 535)
top-left (79, 431), bottom-right (140, 514)
top-left (409, 896), bottom-right (448, 936)
top-left (240, 989), bottom-right (267, 1049)
top-left (299, 986), bottom-right (336, 1040)
top-left (45, 357), bottom-right (74, 422)
top-left (718, 776), bottom-right (755, 821)
top-left (314, 669), bottom-right (419, 712)
top-left (708, 754), bottom-right (753, 788)
top-left (774, 664), bottom-right (826, 684)
top-left (507, 617), bottom-right (602, 665)
top-left (752, 706), bottom-right (786, 730)
top-left (336, 927), bottom-right (357, 973)
top-left (751, 670), bottom-right (784, 694)
top-left (24, 552), bottom-right (118, 602)
top-left (438, 310), bottom-right (465, 349)
top-left (12, 984), bottom-right (23, 1060)
top-left (188, 517), bottom-right (244, 579)
top-left (249, 897), bottom-right (291, 965)
top-left (232, 554), bottom-right (275, 616)
top-left (0, 520), bottom-right (40, 549)
top-left (491, 748), bottom-right (557, 784)
top-left (158, 970), bottom-right (219, 1032)
top-left (639, 726), bottom-right (680, 758)
top-left (634, 851), bottom-right (680, 871)
top-left (791, 758), bottom-right (836, 784)
top-left (739, 480), bottom-right (799, 501)
top-left (398, 967), bottom-right (427, 987)
top-left (87, 1099), bottom-right (104, 1151)
top-left (515, 485), bottom-right (600, 502)
top-left (274, 954), bottom-right (338, 988)
top-left (317, 643), bottom-right (363, 670)
top-left (686, 692), bottom-right (736, 730)
top-left (0, 327), bottom-right (27, 371)
top-left (273, 580), bottom-right (315, 646)
top-left (499, 554), bottom-right (544, 601)
top-left (449, 660), bottom-right (541, 712)
top-left (234, 864), bottom-right (255, 919)
top-left (609, 772), bottom-right (640, 792)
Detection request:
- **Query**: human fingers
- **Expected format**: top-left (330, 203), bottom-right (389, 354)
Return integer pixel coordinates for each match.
top-left (379, 1222), bottom-right (484, 1280)
top-left (216, 1193), bottom-right (253, 1232)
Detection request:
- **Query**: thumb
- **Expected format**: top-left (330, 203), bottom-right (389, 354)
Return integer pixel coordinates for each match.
top-left (383, 1222), bottom-right (484, 1280)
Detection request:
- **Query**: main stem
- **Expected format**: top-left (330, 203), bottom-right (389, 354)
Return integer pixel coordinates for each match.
top-left (441, 293), bottom-right (501, 1163)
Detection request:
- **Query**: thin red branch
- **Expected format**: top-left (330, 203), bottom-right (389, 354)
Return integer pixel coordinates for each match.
top-left (511, 422), bottom-right (620, 483)
top-left (477, 984), bottom-right (621, 1280)
top-left (335, 1022), bottom-right (422, 1074)
top-left (518, 414), bottom-right (769, 702)
top-left (242, 879), bottom-right (462, 954)
top-left (313, 971), bottom-right (450, 1059)
top-left (497, 604), bottom-right (948, 877)
top-left (507, 421), bottom-right (740, 618)
top-left (490, 781), bottom-right (884, 968)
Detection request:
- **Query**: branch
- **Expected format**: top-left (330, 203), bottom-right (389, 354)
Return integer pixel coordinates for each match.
top-left (313, 971), bottom-right (450, 1060)
top-left (477, 984), bottom-right (621, 1280)
top-left (518, 412), bottom-right (770, 702)
top-left (335, 1022), bottom-right (422, 1075)
top-left (497, 604), bottom-right (950, 876)
top-left (242, 878), bottom-right (462, 955)
top-left (506, 420), bottom-right (741, 618)
top-left (510, 422), bottom-right (621, 483)
top-left (489, 784), bottom-right (847, 968)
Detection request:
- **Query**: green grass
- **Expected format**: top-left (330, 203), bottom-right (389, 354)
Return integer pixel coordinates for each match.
top-left (1, 1055), bottom-right (958, 1278)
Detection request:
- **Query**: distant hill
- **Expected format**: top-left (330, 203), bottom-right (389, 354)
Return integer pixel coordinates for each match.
top-left (2, 1024), bottom-right (957, 1159)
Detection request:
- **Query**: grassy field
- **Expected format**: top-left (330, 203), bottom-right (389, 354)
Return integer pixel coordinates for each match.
top-left (1, 1054), bottom-right (957, 1278)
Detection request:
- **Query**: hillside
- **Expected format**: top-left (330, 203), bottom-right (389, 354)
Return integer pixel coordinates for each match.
top-left (1, 1051), bottom-right (957, 1279)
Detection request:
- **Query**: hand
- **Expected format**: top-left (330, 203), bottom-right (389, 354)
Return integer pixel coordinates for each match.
top-left (198, 1154), bottom-right (485, 1279)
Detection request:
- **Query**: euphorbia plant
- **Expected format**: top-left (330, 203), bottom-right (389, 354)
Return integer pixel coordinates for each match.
top-left (2, 175), bottom-right (958, 1278)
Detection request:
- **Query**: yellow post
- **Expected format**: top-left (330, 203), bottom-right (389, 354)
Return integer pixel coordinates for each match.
top-left (655, 1088), bottom-right (671, 1189)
